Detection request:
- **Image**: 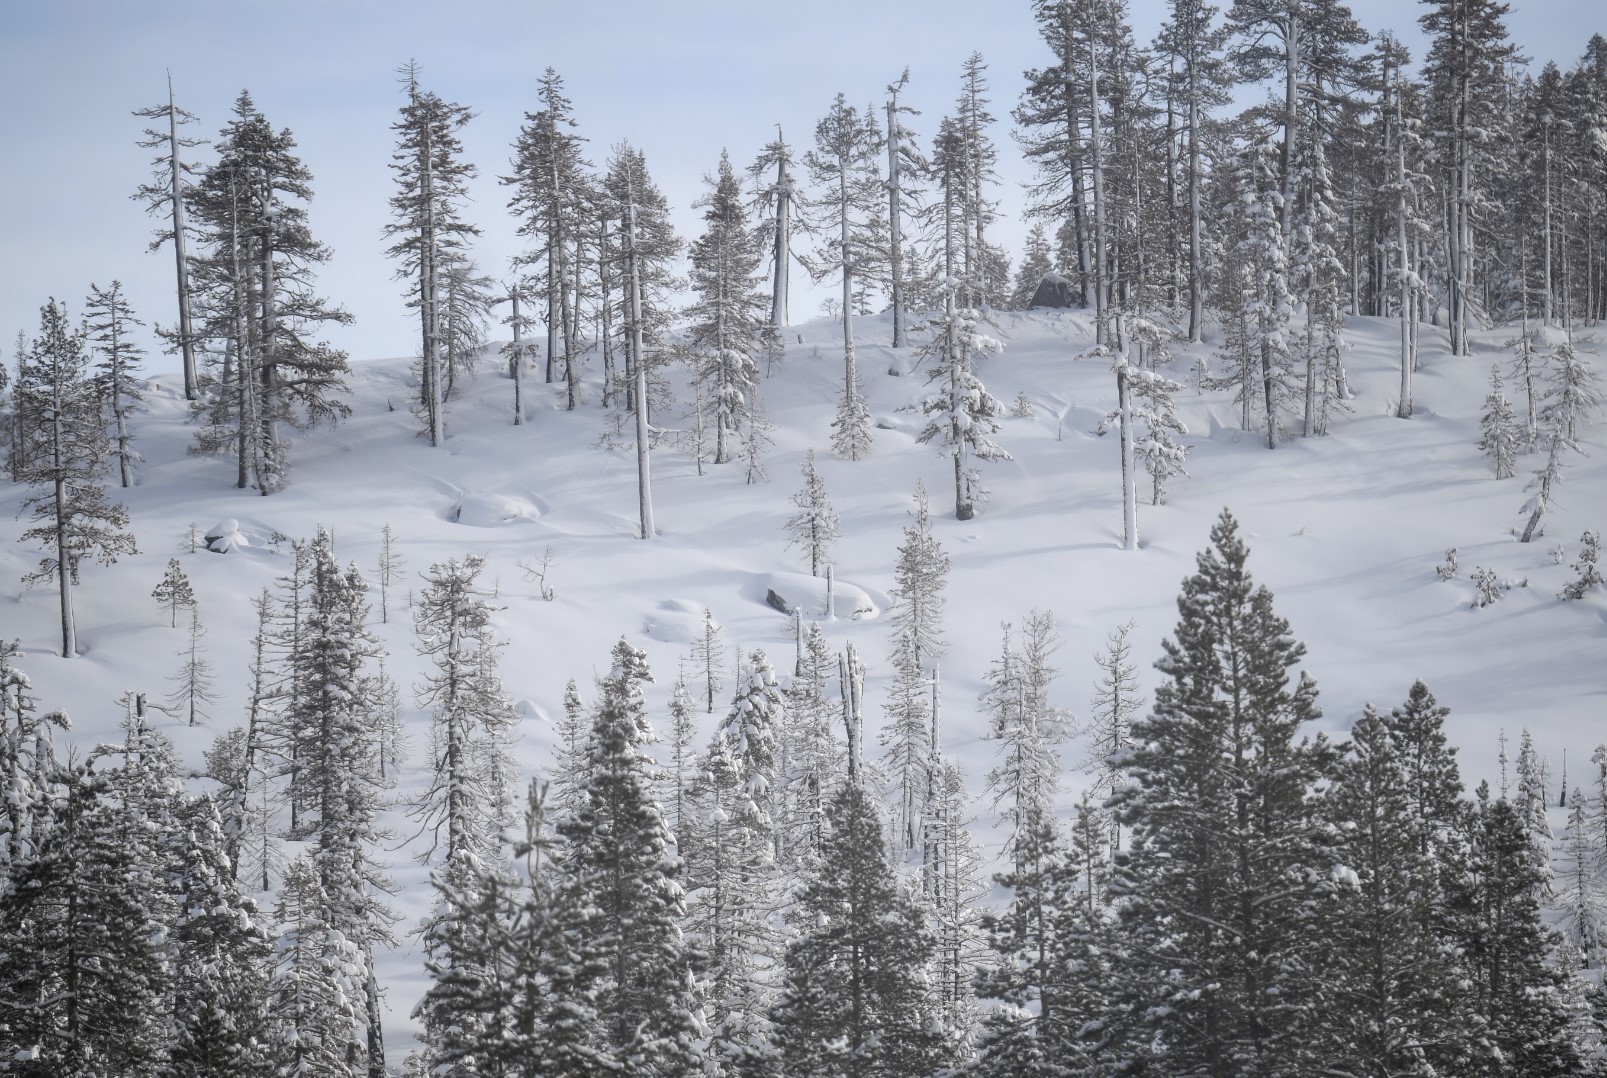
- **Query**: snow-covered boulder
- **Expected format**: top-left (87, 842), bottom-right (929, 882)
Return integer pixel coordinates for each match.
top-left (204, 519), bottom-right (248, 553)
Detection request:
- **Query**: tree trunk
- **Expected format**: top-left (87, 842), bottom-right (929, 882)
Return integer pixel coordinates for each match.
top-left (628, 202), bottom-right (655, 540)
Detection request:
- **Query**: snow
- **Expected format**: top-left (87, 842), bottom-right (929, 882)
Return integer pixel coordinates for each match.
top-left (2, 306), bottom-right (1603, 1063)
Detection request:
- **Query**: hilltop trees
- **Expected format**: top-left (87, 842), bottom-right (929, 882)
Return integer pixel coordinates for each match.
top-left (188, 90), bottom-right (352, 494)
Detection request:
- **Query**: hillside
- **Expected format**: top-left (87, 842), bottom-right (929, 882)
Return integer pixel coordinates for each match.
top-left (2, 306), bottom-right (1602, 1058)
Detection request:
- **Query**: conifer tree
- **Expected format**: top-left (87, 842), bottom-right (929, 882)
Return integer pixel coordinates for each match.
top-left (880, 630), bottom-right (932, 853)
top-left (690, 150), bottom-right (768, 466)
top-left (804, 94), bottom-right (881, 460)
top-left (410, 555), bottom-right (515, 867)
top-left (692, 607), bottom-right (726, 714)
top-left (169, 795), bottom-right (272, 1078)
top-left (188, 91), bottom-right (353, 494)
top-left (915, 286), bottom-right (1011, 520)
top-left (0, 761), bottom-right (169, 1076)
top-left (0, 641), bottom-right (68, 880)
top-left (167, 609), bottom-right (218, 726)
top-left (1008, 224), bottom-right (1054, 310)
top-left (981, 612), bottom-right (1067, 863)
top-left (889, 480), bottom-right (949, 671)
top-left (766, 779), bottom-right (942, 1077)
top-left (1112, 510), bottom-right (1338, 1074)
top-left (559, 637), bottom-right (705, 1074)
top-left (15, 299), bottom-right (136, 657)
top-left (266, 857), bottom-right (369, 1076)
top-left (781, 621), bottom-right (842, 861)
top-left (385, 63), bottom-right (480, 447)
top-left (1480, 362), bottom-right (1521, 478)
top-left (785, 448), bottom-right (840, 578)
top-left (505, 68), bottom-right (592, 389)
top-left (152, 556), bottom-right (197, 627)
top-left (82, 280), bottom-right (144, 488)
top-left (132, 76), bottom-right (204, 401)
top-left (1561, 530), bottom-right (1605, 600)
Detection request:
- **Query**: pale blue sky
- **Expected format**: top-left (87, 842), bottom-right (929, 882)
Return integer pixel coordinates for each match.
top-left (0, 0), bottom-right (1596, 368)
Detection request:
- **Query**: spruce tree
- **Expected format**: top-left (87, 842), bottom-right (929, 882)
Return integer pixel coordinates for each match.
top-left (1112, 509), bottom-right (1338, 1074)
top-left (152, 556), bottom-right (197, 627)
top-left (560, 638), bottom-right (705, 1074)
top-left (766, 780), bottom-right (942, 1077)
top-left (82, 280), bottom-right (145, 488)
top-left (385, 63), bottom-right (480, 447)
top-left (15, 299), bottom-right (137, 657)
top-left (785, 448), bottom-right (841, 578)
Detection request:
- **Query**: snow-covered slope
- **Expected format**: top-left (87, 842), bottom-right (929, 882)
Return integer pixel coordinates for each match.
top-left (2, 308), bottom-right (1602, 1057)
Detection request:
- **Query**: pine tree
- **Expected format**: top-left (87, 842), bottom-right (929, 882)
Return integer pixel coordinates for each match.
top-left (1112, 509), bottom-right (1338, 1074)
top-left (504, 68), bottom-right (592, 390)
top-left (410, 555), bottom-right (515, 867)
top-left (283, 530), bottom-right (395, 1075)
top-left (889, 480), bottom-right (950, 671)
top-left (784, 448), bottom-right (840, 578)
top-left (1008, 224), bottom-right (1055, 310)
top-left (915, 286), bottom-right (1012, 520)
top-left (559, 638), bottom-right (705, 1074)
top-left (1561, 530), bottom-right (1605, 599)
top-left (152, 556), bottom-right (197, 627)
top-left (0, 761), bottom-right (169, 1076)
top-left (690, 150), bottom-right (769, 466)
top-left (266, 857), bottom-right (369, 1076)
top-left (169, 795), bottom-right (272, 1078)
top-left (692, 607), bottom-right (726, 714)
top-left (0, 641), bottom-right (68, 881)
top-left (15, 299), bottom-right (137, 657)
top-left (132, 76), bottom-right (204, 401)
top-left (780, 621), bottom-right (843, 862)
top-left (880, 630), bottom-right (932, 854)
top-left (188, 91), bottom-right (353, 494)
top-left (385, 63), bottom-right (480, 448)
top-left (1480, 362), bottom-right (1522, 478)
top-left (981, 613), bottom-right (1068, 862)
top-left (766, 780), bottom-right (942, 1077)
top-left (82, 280), bottom-right (145, 488)
top-left (805, 94), bottom-right (881, 461)
top-left (167, 609), bottom-right (218, 726)
top-left (1082, 620), bottom-right (1139, 852)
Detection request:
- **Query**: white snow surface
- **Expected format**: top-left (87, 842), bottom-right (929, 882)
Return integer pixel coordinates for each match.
top-left (2, 306), bottom-right (1603, 1061)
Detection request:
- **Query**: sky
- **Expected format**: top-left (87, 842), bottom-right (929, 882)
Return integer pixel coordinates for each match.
top-left (0, 0), bottom-right (1598, 370)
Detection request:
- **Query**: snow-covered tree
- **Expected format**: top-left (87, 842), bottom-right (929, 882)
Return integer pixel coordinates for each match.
top-left (166, 610), bottom-right (217, 727)
top-left (132, 76), bottom-right (204, 401)
top-left (982, 611), bottom-right (1068, 862)
top-left (804, 94), bottom-right (882, 460)
top-left (188, 91), bottom-right (353, 494)
top-left (784, 448), bottom-right (840, 578)
top-left (410, 555), bottom-right (515, 867)
top-left (766, 780), bottom-right (943, 1076)
top-left (1112, 510), bottom-right (1338, 1074)
top-left (691, 607), bottom-right (726, 714)
top-left (82, 280), bottom-right (144, 488)
top-left (15, 299), bottom-right (137, 657)
top-left (889, 480), bottom-right (950, 672)
top-left (749, 130), bottom-right (805, 331)
top-left (689, 150), bottom-right (769, 466)
top-left (1560, 530), bottom-right (1604, 600)
top-left (915, 286), bottom-right (1011, 520)
top-left (151, 557), bottom-right (196, 627)
top-left (1480, 362), bottom-right (1522, 478)
top-left (385, 64), bottom-right (480, 448)
top-left (559, 638), bottom-right (705, 1074)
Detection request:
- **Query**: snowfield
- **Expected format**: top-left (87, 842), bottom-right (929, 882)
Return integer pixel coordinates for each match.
top-left (2, 305), bottom-right (1602, 1058)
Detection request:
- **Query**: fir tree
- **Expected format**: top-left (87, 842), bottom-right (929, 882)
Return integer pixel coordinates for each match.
top-left (1480, 362), bottom-right (1522, 479)
top-left (410, 555), bottom-right (515, 866)
top-left (82, 280), bottom-right (145, 488)
top-left (1112, 509), bottom-right (1339, 1075)
top-left (766, 780), bottom-right (943, 1077)
top-left (559, 638), bottom-right (705, 1074)
top-left (15, 299), bottom-right (137, 657)
top-left (889, 480), bottom-right (950, 671)
top-left (384, 63), bottom-right (480, 448)
top-left (914, 286), bottom-right (1012, 520)
top-left (152, 556), bottom-right (197, 627)
top-left (785, 448), bottom-right (841, 578)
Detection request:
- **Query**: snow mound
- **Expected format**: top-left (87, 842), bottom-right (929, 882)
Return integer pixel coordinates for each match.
top-left (746, 571), bottom-right (879, 621)
top-left (204, 519), bottom-right (248, 553)
top-left (447, 492), bottom-right (543, 527)
top-left (641, 599), bottom-right (711, 645)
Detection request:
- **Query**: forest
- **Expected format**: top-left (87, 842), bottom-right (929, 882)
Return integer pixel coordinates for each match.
top-left (3, 0), bottom-right (1607, 1074)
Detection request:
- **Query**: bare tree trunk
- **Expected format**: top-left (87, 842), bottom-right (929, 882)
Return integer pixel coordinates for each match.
top-left (772, 152), bottom-right (791, 330)
top-left (166, 75), bottom-right (199, 402)
top-left (627, 201), bottom-right (654, 540)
